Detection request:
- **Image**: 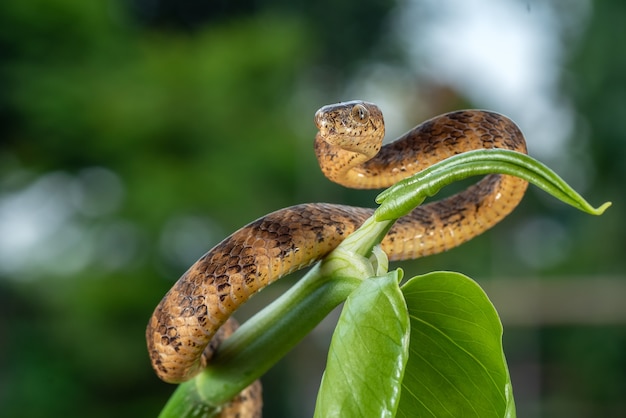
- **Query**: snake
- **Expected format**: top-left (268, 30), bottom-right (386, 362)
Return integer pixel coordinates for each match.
top-left (146, 101), bottom-right (528, 404)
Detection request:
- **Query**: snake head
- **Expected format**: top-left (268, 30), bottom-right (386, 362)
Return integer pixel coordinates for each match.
top-left (314, 100), bottom-right (385, 155)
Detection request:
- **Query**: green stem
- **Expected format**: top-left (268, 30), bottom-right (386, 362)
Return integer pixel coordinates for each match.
top-left (159, 267), bottom-right (360, 417)
top-left (158, 380), bottom-right (219, 418)
top-left (196, 267), bottom-right (359, 405)
top-left (160, 217), bottom-right (396, 415)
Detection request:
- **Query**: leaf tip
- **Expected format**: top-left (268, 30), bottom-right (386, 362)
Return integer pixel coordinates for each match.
top-left (593, 201), bottom-right (612, 215)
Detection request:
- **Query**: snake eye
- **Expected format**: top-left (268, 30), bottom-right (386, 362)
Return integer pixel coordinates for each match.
top-left (351, 104), bottom-right (370, 124)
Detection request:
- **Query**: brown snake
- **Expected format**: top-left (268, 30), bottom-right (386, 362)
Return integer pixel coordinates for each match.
top-left (146, 101), bottom-right (528, 396)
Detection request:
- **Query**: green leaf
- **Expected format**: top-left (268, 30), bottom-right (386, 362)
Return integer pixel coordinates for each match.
top-left (315, 270), bottom-right (410, 418)
top-left (397, 271), bottom-right (513, 418)
top-left (375, 149), bottom-right (611, 221)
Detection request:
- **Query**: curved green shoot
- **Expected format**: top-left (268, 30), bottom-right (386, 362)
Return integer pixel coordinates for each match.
top-left (375, 149), bottom-right (611, 221)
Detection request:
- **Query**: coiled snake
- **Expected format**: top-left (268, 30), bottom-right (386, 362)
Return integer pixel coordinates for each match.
top-left (146, 101), bottom-right (528, 412)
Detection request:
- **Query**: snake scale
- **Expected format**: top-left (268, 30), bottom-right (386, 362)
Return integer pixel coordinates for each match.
top-left (146, 101), bottom-right (528, 412)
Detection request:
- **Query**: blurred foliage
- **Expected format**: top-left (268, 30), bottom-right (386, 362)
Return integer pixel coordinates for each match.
top-left (0, 0), bottom-right (624, 417)
top-left (0, 0), bottom-right (398, 416)
top-left (561, 0), bottom-right (626, 276)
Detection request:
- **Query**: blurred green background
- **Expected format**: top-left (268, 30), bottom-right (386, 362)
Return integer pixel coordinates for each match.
top-left (0, 0), bottom-right (624, 417)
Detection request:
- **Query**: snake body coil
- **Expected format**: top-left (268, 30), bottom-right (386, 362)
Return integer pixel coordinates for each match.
top-left (146, 101), bottom-right (528, 387)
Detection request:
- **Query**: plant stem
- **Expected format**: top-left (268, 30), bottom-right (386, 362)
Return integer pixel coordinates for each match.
top-left (160, 216), bottom-right (395, 415)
